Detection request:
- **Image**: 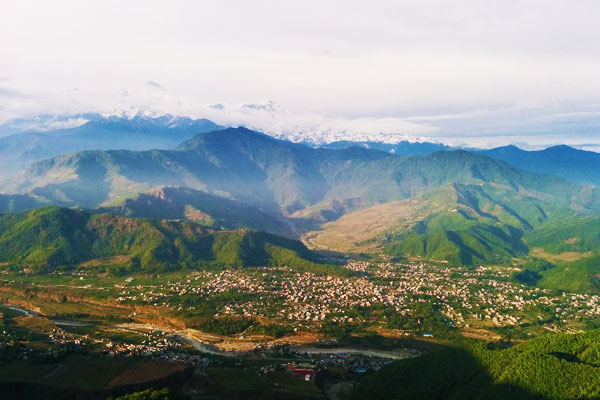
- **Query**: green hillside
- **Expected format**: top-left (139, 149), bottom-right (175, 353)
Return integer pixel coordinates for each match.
top-left (535, 255), bottom-right (600, 293)
top-left (11, 128), bottom-right (595, 214)
top-left (356, 330), bottom-right (600, 400)
top-left (383, 183), bottom-right (533, 265)
top-left (524, 215), bottom-right (600, 254)
top-left (480, 144), bottom-right (600, 187)
top-left (307, 181), bottom-right (600, 267)
top-left (382, 182), bottom-right (594, 264)
top-left (100, 186), bottom-right (295, 238)
top-left (0, 207), bottom-right (329, 274)
top-left (4, 128), bottom-right (600, 268)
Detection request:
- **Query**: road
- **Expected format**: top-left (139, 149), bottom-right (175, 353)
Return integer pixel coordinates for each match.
top-left (1, 303), bottom-right (421, 360)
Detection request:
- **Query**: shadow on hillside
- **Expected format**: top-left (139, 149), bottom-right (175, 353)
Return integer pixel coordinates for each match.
top-left (353, 345), bottom-right (588, 400)
top-left (312, 248), bottom-right (353, 262)
top-left (324, 333), bottom-right (443, 353)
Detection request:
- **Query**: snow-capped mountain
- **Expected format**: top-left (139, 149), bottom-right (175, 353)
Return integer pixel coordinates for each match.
top-left (205, 101), bottom-right (441, 146)
top-left (0, 99), bottom-right (443, 146)
top-left (0, 106), bottom-right (449, 177)
top-left (269, 127), bottom-right (440, 146)
top-left (0, 113), bottom-right (221, 175)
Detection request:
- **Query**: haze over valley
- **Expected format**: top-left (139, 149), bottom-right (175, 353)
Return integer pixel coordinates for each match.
top-left (2, 1), bottom-right (600, 399)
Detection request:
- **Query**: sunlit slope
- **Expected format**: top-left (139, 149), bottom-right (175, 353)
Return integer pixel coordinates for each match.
top-left (5, 128), bottom-right (598, 215)
top-left (306, 182), bottom-right (600, 266)
top-left (0, 207), bottom-right (328, 274)
top-left (4, 128), bottom-right (600, 271)
top-left (99, 186), bottom-right (295, 238)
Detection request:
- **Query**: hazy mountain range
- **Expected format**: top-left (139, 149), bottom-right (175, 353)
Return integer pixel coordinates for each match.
top-left (2, 113), bottom-right (600, 186)
top-left (477, 144), bottom-right (600, 187)
top-left (0, 206), bottom-right (326, 274)
top-left (0, 113), bottom-right (599, 292)
top-left (0, 113), bottom-right (221, 174)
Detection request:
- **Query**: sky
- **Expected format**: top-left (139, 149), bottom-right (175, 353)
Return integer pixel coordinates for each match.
top-left (1, 0), bottom-right (600, 148)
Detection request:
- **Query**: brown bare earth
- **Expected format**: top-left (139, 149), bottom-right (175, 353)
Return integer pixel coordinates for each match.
top-left (530, 248), bottom-right (593, 263)
top-left (302, 200), bottom-right (425, 252)
top-left (114, 323), bottom-right (324, 353)
top-left (460, 327), bottom-right (502, 341)
top-left (369, 327), bottom-right (409, 339)
top-left (109, 361), bottom-right (187, 387)
top-left (184, 205), bottom-right (214, 225)
top-left (80, 255), bottom-right (132, 267)
top-left (14, 316), bottom-right (58, 334)
top-left (185, 328), bottom-right (323, 352)
top-left (273, 331), bottom-right (322, 346)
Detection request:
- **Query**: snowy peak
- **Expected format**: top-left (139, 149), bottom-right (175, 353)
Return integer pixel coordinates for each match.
top-left (204, 101), bottom-right (441, 146)
top-left (1, 105), bottom-right (443, 148)
top-left (267, 127), bottom-right (440, 146)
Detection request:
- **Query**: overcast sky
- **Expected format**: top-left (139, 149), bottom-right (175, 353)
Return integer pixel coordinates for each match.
top-left (1, 0), bottom-right (600, 148)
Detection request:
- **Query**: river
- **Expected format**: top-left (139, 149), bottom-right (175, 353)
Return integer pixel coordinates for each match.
top-left (0, 303), bottom-right (93, 327)
top-left (1, 303), bottom-right (419, 360)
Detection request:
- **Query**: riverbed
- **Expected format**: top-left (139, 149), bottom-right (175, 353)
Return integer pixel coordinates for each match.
top-left (1, 303), bottom-right (419, 360)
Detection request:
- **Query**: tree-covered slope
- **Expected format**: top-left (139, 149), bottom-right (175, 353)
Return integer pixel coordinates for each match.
top-left (4, 127), bottom-right (600, 268)
top-left (99, 186), bottom-right (295, 238)
top-left (383, 182), bottom-right (568, 265)
top-left (5, 128), bottom-right (598, 214)
top-left (524, 215), bottom-right (600, 254)
top-left (308, 180), bottom-right (600, 266)
top-left (2, 128), bottom-right (391, 210)
top-left (0, 207), bottom-right (327, 274)
top-left (318, 139), bottom-right (451, 156)
top-left (356, 330), bottom-right (600, 400)
top-left (479, 144), bottom-right (600, 187)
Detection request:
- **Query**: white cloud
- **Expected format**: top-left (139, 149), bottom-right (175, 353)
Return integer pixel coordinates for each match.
top-left (146, 81), bottom-right (164, 90)
top-left (0, 0), bottom-right (600, 146)
top-left (199, 101), bottom-right (438, 144)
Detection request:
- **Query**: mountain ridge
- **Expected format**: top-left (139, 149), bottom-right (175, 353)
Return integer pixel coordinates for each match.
top-left (99, 186), bottom-right (296, 238)
top-left (478, 144), bottom-right (600, 187)
top-left (0, 206), bottom-right (330, 274)
top-left (2, 127), bottom-right (600, 270)
top-left (0, 114), bottom-right (222, 175)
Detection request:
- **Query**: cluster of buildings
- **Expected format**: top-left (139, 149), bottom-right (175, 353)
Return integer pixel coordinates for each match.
top-left (99, 332), bottom-right (212, 366)
top-left (111, 262), bottom-right (600, 334)
top-left (249, 353), bottom-right (391, 383)
top-left (4, 258), bottom-right (600, 338)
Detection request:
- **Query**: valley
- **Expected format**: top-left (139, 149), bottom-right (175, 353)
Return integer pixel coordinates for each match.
top-left (3, 127), bottom-right (600, 271)
top-left (5, 1), bottom-right (600, 397)
top-left (1, 259), bottom-right (599, 398)
top-left (0, 122), bottom-right (599, 399)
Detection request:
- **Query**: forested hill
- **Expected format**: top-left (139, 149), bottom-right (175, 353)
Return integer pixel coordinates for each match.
top-left (6, 127), bottom-right (598, 214)
top-left (0, 207), bottom-right (331, 274)
top-left (356, 329), bottom-right (600, 400)
top-left (3, 127), bottom-right (600, 269)
top-left (99, 186), bottom-right (295, 238)
top-left (479, 144), bottom-right (600, 187)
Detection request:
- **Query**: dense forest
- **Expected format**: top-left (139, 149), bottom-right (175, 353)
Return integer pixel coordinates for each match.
top-left (356, 330), bottom-right (600, 400)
